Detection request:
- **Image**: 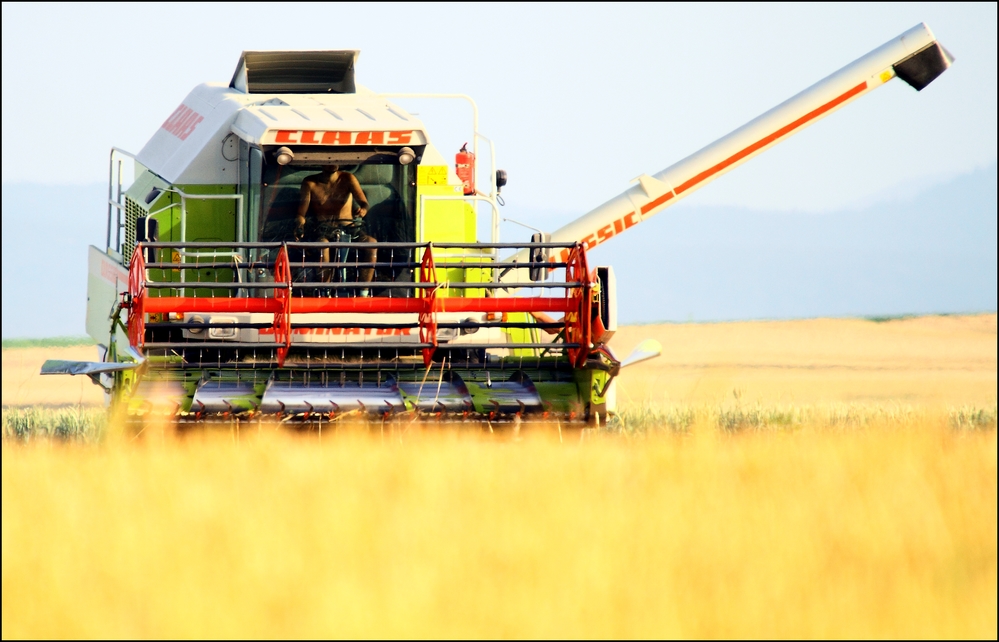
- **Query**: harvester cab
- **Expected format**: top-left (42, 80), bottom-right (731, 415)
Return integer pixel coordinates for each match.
top-left (44, 25), bottom-right (953, 427)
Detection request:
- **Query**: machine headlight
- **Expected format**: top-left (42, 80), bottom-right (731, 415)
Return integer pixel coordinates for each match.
top-left (189, 315), bottom-right (206, 334)
top-left (398, 147), bottom-right (415, 165)
top-left (275, 146), bottom-right (294, 165)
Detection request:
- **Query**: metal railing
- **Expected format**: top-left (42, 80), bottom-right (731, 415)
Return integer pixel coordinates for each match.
top-left (107, 147), bottom-right (138, 255)
top-left (106, 149), bottom-right (245, 272)
top-left (377, 93), bottom-right (502, 243)
top-left (126, 240), bottom-right (592, 368)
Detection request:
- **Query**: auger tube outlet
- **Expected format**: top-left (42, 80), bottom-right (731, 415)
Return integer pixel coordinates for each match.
top-left (502, 22), bottom-right (952, 276)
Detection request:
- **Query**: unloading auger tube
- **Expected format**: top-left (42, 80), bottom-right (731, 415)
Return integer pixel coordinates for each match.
top-left (40, 23), bottom-right (951, 426)
top-left (502, 23), bottom-right (953, 276)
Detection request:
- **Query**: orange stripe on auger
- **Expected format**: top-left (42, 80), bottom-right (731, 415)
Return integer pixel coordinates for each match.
top-left (638, 80), bottom-right (869, 216)
top-left (557, 81), bottom-right (871, 264)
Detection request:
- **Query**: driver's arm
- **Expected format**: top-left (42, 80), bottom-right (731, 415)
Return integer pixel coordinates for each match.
top-left (348, 175), bottom-right (368, 218)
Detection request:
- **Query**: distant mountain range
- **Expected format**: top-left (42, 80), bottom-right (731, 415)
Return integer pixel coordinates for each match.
top-left (2, 165), bottom-right (995, 337)
top-left (588, 163), bottom-right (997, 323)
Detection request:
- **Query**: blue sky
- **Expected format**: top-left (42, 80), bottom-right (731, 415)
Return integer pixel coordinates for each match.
top-left (1, 3), bottom-right (996, 337)
top-left (2, 3), bottom-right (995, 213)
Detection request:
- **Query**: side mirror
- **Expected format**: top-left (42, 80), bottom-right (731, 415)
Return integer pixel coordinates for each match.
top-left (136, 216), bottom-right (160, 263)
top-left (529, 231), bottom-right (551, 282)
top-left (594, 266), bottom-right (617, 343)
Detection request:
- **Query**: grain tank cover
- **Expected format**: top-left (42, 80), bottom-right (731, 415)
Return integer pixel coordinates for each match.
top-left (230, 50), bottom-right (358, 94)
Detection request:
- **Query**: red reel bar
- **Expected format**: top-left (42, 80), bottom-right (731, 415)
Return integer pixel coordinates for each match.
top-left (563, 244), bottom-right (591, 367)
top-left (418, 245), bottom-right (438, 366)
top-left (129, 242), bottom-right (591, 367)
top-left (141, 298), bottom-right (284, 314)
top-left (126, 248), bottom-right (146, 349)
top-left (272, 246), bottom-right (292, 366)
top-left (140, 297), bottom-right (576, 315)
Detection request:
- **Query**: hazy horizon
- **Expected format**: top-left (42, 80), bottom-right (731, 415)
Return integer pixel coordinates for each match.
top-left (3, 163), bottom-right (994, 338)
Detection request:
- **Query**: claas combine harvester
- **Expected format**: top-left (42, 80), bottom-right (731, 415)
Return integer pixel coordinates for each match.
top-left (44, 23), bottom-right (952, 426)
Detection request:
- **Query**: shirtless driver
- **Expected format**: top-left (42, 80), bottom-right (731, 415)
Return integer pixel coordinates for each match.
top-left (295, 165), bottom-right (377, 286)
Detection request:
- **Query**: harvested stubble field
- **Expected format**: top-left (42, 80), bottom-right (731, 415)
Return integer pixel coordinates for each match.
top-left (2, 315), bottom-right (997, 638)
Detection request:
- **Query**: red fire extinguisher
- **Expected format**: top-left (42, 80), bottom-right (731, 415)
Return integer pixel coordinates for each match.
top-left (455, 143), bottom-right (475, 196)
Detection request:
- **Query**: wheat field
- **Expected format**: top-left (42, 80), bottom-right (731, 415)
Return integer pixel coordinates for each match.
top-left (2, 315), bottom-right (997, 638)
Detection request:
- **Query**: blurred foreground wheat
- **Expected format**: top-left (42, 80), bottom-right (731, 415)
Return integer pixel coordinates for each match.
top-left (2, 409), bottom-right (996, 638)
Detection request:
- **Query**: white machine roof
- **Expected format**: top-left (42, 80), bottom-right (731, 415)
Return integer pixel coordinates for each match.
top-left (230, 96), bottom-right (427, 147)
top-left (136, 51), bottom-right (429, 185)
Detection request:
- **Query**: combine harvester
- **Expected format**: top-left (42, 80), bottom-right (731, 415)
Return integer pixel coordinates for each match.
top-left (44, 23), bottom-right (952, 426)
